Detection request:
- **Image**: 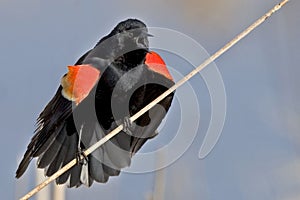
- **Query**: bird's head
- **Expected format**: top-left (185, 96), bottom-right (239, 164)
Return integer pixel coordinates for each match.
top-left (97, 19), bottom-right (151, 54)
top-left (91, 19), bottom-right (152, 66)
top-left (111, 18), bottom-right (151, 50)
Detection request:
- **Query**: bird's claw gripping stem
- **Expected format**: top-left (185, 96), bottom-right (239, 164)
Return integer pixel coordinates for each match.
top-left (123, 116), bottom-right (134, 136)
top-left (76, 149), bottom-right (88, 165)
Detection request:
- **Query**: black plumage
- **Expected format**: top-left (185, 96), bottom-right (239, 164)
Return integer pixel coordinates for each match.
top-left (16, 19), bottom-right (175, 187)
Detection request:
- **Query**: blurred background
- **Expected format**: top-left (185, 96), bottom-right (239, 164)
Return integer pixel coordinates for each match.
top-left (1, 0), bottom-right (299, 199)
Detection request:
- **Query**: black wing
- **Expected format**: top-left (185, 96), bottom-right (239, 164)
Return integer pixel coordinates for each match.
top-left (15, 51), bottom-right (90, 184)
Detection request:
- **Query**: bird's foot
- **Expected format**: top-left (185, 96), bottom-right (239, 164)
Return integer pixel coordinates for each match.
top-left (122, 116), bottom-right (134, 136)
top-left (76, 149), bottom-right (88, 165)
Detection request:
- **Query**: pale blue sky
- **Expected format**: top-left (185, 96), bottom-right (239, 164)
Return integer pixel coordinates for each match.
top-left (1, 0), bottom-right (299, 199)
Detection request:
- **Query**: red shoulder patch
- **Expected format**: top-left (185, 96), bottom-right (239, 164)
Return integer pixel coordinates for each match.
top-left (61, 65), bottom-right (100, 105)
top-left (145, 51), bottom-right (173, 81)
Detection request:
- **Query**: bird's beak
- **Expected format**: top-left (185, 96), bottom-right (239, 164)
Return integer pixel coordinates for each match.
top-left (142, 29), bottom-right (153, 37)
top-left (147, 33), bottom-right (154, 37)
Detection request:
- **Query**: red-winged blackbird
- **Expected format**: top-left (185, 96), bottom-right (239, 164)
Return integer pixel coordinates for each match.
top-left (16, 19), bottom-right (175, 187)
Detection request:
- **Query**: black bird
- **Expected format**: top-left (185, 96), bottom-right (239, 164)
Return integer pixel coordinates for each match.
top-left (16, 18), bottom-right (175, 187)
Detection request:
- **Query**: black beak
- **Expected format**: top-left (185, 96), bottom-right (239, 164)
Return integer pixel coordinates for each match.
top-left (147, 33), bottom-right (154, 37)
top-left (142, 30), bottom-right (153, 37)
